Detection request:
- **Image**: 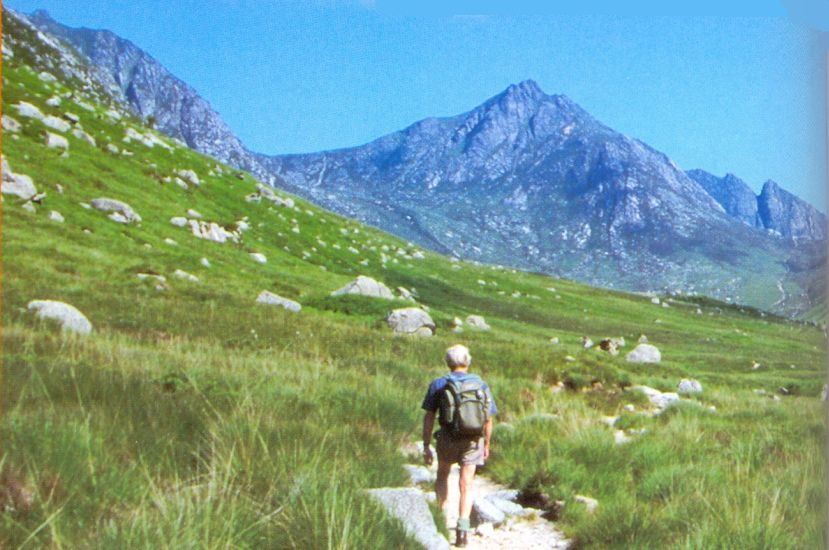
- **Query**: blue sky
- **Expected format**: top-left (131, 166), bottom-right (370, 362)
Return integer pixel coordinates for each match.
top-left (7, 1), bottom-right (828, 208)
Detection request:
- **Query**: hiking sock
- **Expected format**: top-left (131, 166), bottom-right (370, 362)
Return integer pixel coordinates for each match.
top-left (457, 517), bottom-right (471, 532)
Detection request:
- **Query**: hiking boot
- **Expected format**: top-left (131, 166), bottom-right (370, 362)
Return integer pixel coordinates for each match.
top-left (455, 529), bottom-right (468, 547)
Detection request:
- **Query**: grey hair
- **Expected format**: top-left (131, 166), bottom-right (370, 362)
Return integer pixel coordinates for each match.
top-left (445, 344), bottom-right (472, 368)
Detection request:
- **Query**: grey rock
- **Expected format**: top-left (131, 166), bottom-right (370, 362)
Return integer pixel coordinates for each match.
top-left (2, 115), bottom-right (21, 132)
top-left (387, 308), bottom-right (436, 336)
top-left (91, 197), bottom-right (141, 223)
top-left (677, 378), bottom-right (703, 394)
top-left (45, 132), bottom-right (69, 149)
top-left (631, 385), bottom-right (680, 413)
top-left (2, 159), bottom-right (38, 200)
top-left (465, 314), bottom-right (491, 330)
top-left (332, 275), bottom-right (394, 299)
top-left (626, 343), bottom-right (661, 363)
top-left (256, 290), bottom-right (301, 313)
top-left (366, 488), bottom-right (450, 550)
top-left (27, 299), bottom-right (92, 334)
top-left (403, 464), bottom-right (436, 485)
top-left (471, 496), bottom-right (506, 525)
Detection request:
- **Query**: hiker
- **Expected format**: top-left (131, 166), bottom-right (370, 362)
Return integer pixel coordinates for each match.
top-left (422, 344), bottom-right (497, 547)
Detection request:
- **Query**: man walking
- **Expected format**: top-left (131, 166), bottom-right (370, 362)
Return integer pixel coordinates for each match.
top-left (422, 344), bottom-right (497, 547)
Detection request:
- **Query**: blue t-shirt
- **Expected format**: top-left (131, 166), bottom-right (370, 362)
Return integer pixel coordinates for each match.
top-left (421, 371), bottom-right (498, 416)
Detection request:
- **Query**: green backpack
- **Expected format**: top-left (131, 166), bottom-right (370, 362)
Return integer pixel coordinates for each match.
top-left (438, 375), bottom-right (490, 439)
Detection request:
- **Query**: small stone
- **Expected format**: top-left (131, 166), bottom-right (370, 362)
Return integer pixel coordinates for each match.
top-left (250, 252), bottom-right (267, 264)
top-left (48, 210), bottom-right (64, 223)
top-left (200, 257), bottom-right (211, 268)
top-left (677, 379), bottom-right (703, 394)
top-left (170, 217), bottom-right (188, 227)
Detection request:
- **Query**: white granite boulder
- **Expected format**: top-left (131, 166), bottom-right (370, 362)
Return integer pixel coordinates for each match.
top-left (631, 385), bottom-right (680, 413)
top-left (45, 132), bottom-right (69, 150)
top-left (677, 379), bottom-right (703, 394)
top-left (15, 101), bottom-right (44, 120)
top-left (177, 169), bottom-right (200, 187)
top-left (256, 290), bottom-right (301, 312)
top-left (626, 343), bottom-right (661, 363)
top-left (331, 275), bottom-right (394, 299)
top-left (27, 300), bottom-right (92, 334)
top-left (250, 252), bottom-right (267, 264)
top-left (387, 308), bottom-right (436, 336)
top-left (2, 159), bottom-right (37, 200)
top-left (366, 488), bottom-right (450, 550)
top-left (465, 314), bottom-right (491, 330)
top-left (91, 198), bottom-right (141, 223)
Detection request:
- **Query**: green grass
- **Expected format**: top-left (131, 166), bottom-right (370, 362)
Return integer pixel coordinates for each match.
top-left (1, 39), bottom-right (826, 549)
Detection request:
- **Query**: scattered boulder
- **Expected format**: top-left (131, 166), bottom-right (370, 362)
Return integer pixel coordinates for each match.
top-left (387, 308), bottom-right (436, 336)
top-left (72, 128), bottom-right (96, 146)
top-left (626, 343), bottom-right (661, 363)
top-left (677, 379), bottom-right (703, 394)
top-left (331, 275), bottom-right (394, 299)
top-left (173, 269), bottom-right (199, 283)
top-left (48, 210), bottom-right (64, 223)
top-left (549, 336), bottom-right (560, 345)
top-left (631, 385), bottom-right (679, 413)
top-left (45, 132), bottom-right (69, 150)
top-left (250, 252), bottom-right (267, 264)
top-left (2, 115), bottom-right (21, 133)
top-left (638, 334), bottom-right (648, 344)
top-left (650, 297), bottom-right (661, 305)
top-left (27, 300), bottom-right (92, 334)
top-left (170, 217), bottom-right (188, 227)
top-left (366, 488), bottom-right (450, 550)
top-left (465, 314), bottom-right (491, 330)
top-left (177, 169), bottom-right (200, 187)
top-left (136, 273), bottom-right (168, 291)
top-left (2, 159), bottom-right (37, 200)
top-left (46, 95), bottom-right (62, 107)
top-left (43, 115), bottom-right (71, 133)
top-left (188, 220), bottom-right (238, 243)
top-left (582, 336), bottom-right (594, 349)
top-left (164, 238), bottom-right (178, 246)
top-left (256, 290), bottom-right (301, 312)
top-left (186, 208), bottom-right (203, 219)
top-left (200, 257), bottom-right (211, 268)
top-left (15, 101), bottom-right (44, 120)
top-left (91, 198), bottom-right (141, 223)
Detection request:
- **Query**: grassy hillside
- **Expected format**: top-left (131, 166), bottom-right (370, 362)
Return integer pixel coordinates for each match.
top-left (1, 48), bottom-right (826, 548)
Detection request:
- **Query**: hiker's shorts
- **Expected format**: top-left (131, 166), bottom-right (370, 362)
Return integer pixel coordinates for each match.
top-left (436, 431), bottom-right (485, 466)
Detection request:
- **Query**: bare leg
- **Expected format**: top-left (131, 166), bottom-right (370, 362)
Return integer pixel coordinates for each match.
top-left (458, 463), bottom-right (477, 521)
top-left (436, 459), bottom-right (452, 511)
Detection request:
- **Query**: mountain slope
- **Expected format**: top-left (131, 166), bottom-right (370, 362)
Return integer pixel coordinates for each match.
top-left (22, 9), bottom-right (273, 182)
top-left (262, 81), bottom-right (822, 316)
top-left (16, 9), bottom-right (825, 318)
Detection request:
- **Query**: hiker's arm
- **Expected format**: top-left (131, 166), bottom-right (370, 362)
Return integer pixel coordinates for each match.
top-left (422, 410), bottom-right (436, 465)
top-left (483, 417), bottom-right (493, 459)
